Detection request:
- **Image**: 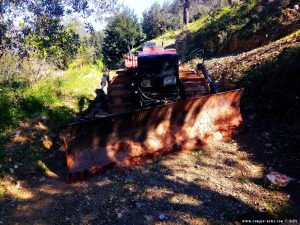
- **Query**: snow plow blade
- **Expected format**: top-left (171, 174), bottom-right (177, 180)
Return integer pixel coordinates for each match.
top-left (62, 89), bottom-right (243, 182)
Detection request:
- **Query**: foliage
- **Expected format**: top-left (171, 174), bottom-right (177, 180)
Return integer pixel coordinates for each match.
top-left (103, 8), bottom-right (144, 69)
top-left (178, 0), bottom-right (299, 56)
top-left (1, 0), bottom-right (79, 55)
top-left (0, 52), bottom-right (23, 84)
top-left (89, 31), bottom-right (104, 60)
top-left (24, 23), bottom-right (80, 69)
top-left (67, 17), bottom-right (104, 67)
top-left (142, 2), bottom-right (182, 40)
top-left (0, 63), bottom-right (101, 179)
top-left (0, 0), bottom-right (112, 76)
top-left (142, 0), bottom-right (229, 40)
top-left (0, 0), bottom-right (109, 179)
top-left (0, 65), bottom-right (100, 132)
top-left (73, 31), bottom-right (104, 67)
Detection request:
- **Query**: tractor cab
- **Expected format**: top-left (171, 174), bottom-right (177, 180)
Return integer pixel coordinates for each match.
top-left (137, 51), bottom-right (180, 103)
top-left (125, 43), bottom-right (181, 105)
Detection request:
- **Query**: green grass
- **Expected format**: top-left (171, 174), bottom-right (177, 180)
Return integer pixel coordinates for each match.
top-left (186, 16), bottom-right (209, 33)
top-left (282, 29), bottom-right (300, 40)
top-left (130, 44), bottom-right (143, 53)
top-left (0, 65), bottom-right (101, 178)
top-left (152, 0), bottom-right (257, 42)
top-left (191, 149), bottom-right (205, 157)
top-left (154, 30), bottom-right (181, 43)
top-left (0, 185), bottom-right (6, 198)
top-left (239, 177), bottom-right (252, 183)
top-left (0, 65), bottom-right (99, 132)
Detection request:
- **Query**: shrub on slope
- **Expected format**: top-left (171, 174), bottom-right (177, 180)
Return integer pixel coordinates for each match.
top-left (176, 0), bottom-right (300, 56)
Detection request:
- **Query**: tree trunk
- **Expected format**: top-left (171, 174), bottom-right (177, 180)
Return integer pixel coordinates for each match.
top-left (35, 56), bottom-right (46, 82)
top-left (183, 0), bottom-right (190, 27)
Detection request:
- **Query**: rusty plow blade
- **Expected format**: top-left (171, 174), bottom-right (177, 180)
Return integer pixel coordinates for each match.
top-left (62, 89), bottom-right (244, 182)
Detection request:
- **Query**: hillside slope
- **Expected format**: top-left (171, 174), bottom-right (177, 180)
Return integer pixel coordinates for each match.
top-left (184, 31), bottom-right (300, 124)
top-left (203, 32), bottom-right (300, 85)
top-left (151, 0), bottom-right (299, 57)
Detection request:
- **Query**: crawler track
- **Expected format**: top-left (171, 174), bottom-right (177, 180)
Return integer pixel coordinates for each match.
top-left (107, 69), bottom-right (133, 114)
top-left (179, 67), bottom-right (210, 99)
top-left (107, 67), bottom-right (211, 114)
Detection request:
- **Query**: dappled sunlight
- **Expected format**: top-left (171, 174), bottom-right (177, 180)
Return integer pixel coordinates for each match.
top-left (3, 97), bottom-right (293, 223)
top-left (1, 133), bottom-right (295, 223)
top-left (159, 140), bottom-right (290, 215)
top-left (1, 180), bottom-right (34, 200)
top-left (1, 0), bottom-right (298, 222)
top-left (63, 89), bottom-right (243, 182)
top-left (34, 122), bottom-right (49, 131)
top-left (143, 185), bottom-right (203, 207)
top-left (7, 118), bottom-right (52, 148)
top-left (95, 179), bottom-right (115, 188)
top-left (1, 115), bottom-right (68, 190)
top-left (11, 135), bottom-right (31, 144)
top-left (38, 179), bottom-right (88, 195)
top-left (37, 161), bottom-right (59, 179)
top-left (42, 136), bottom-right (53, 150)
top-left (39, 184), bottom-right (67, 195)
top-left (144, 187), bottom-right (173, 199)
top-left (170, 193), bottom-right (202, 206)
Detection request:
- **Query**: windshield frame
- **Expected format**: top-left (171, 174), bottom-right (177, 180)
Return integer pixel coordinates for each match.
top-left (138, 54), bottom-right (179, 78)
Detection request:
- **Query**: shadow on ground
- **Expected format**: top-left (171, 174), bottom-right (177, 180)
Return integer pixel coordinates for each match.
top-left (2, 115), bottom-right (299, 224)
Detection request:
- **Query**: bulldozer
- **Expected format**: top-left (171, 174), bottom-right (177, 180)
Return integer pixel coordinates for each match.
top-left (62, 43), bottom-right (243, 182)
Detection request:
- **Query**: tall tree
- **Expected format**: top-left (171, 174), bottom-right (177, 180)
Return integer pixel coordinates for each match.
top-left (183, 0), bottom-right (191, 26)
top-left (142, 2), bottom-right (181, 39)
top-left (142, 2), bottom-right (163, 39)
top-left (0, 0), bottom-right (115, 58)
top-left (89, 31), bottom-right (104, 60)
top-left (103, 8), bottom-right (143, 69)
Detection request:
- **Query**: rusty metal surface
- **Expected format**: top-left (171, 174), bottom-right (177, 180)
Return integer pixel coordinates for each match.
top-left (179, 69), bottom-right (210, 98)
top-left (125, 55), bottom-right (137, 68)
top-left (107, 69), bottom-right (133, 114)
top-left (62, 89), bottom-right (244, 182)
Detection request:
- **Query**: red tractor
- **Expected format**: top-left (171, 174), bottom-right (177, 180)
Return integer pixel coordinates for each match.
top-left (107, 43), bottom-right (218, 113)
top-left (62, 43), bottom-right (243, 182)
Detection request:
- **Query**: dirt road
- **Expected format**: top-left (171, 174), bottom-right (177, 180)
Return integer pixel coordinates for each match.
top-left (1, 116), bottom-right (299, 224)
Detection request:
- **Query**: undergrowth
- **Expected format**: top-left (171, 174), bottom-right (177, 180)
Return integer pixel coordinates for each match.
top-left (182, 0), bottom-right (298, 55)
top-left (0, 65), bottom-right (99, 132)
top-left (239, 44), bottom-right (300, 123)
top-left (152, 0), bottom-right (299, 57)
top-left (0, 65), bottom-right (100, 178)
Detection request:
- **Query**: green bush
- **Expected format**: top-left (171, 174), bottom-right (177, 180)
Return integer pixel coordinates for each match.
top-left (0, 89), bottom-right (20, 131)
top-left (25, 23), bottom-right (80, 69)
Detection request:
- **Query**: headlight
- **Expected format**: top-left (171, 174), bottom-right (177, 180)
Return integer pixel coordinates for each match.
top-left (163, 76), bottom-right (176, 86)
top-left (141, 79), bottom-right (152, 87)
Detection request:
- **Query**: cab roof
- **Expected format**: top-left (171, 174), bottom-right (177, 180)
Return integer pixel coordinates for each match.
top-left (139, 48), bottom-right (177, 57)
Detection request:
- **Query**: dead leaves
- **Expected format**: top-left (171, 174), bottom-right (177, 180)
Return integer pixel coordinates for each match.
top-left (42, 136), bottom-right (53, 150)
